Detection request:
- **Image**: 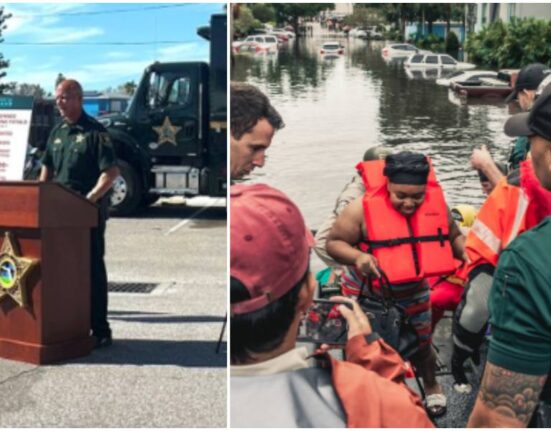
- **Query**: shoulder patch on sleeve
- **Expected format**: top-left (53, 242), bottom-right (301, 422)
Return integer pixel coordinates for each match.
top-left (99, 132), bottom-right (113, 147)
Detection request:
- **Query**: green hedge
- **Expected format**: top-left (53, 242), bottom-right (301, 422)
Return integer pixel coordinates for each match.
top-left (466, 18), bottom-right (551, 68)
top-left (416, 33), bottom-right (445, 53)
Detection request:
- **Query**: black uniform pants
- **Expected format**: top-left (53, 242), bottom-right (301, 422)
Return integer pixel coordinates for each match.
top-left (90, 211), bottom-right (110, 338)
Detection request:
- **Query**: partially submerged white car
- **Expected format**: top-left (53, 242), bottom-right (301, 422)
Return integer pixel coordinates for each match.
top-left (404, 53), bottom-right (475, 70)
top-left (436, 70), bottom-right (499, 87)
top-left (320, 41), bottom-right (344, 56)
top-left (232, 35), bottom-right (279, 53)
top-left (382, 43), bottom-right (431, 59)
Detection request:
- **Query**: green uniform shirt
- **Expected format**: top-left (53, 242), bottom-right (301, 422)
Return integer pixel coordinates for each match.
top-left (41, 111), bottom-right (116, 196)
top-left (508, 136), bottom-right (529, 170)
top-left (488, 217), bottom-right (551, 402)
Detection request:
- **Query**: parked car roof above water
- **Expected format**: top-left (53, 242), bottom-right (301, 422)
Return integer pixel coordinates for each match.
top-left (404, 53), bottom-right (475, 70)
top-left (436, 70), bottom-right (498, 87)
top-left (382, 43), bottom-right (431, 58)
top-left (272, 28), bottom-right (295, 38)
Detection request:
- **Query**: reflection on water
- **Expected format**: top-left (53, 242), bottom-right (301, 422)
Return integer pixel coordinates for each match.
top-left (232, 37), bottom-right (512, 232)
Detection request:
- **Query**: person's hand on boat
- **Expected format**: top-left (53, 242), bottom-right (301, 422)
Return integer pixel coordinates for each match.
top-left (355, 253), bottom-right (381, 278)
top-left (470, 145), bottom-right (493, 171)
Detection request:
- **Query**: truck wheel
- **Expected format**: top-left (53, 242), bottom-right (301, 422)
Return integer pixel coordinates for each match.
top-left (109, 160), bottom-right (142, 216)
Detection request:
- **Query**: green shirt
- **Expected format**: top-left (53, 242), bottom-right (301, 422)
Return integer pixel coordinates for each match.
top-left (41, 111), bottom-right (116, 196)
top-left (488, 216), bottom-right (551, 402)
top-left (508, 136), bottom-right (529, 170)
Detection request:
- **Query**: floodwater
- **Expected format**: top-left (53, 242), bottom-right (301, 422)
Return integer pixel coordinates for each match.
top-left (232, 34), bottom-right (513, 236)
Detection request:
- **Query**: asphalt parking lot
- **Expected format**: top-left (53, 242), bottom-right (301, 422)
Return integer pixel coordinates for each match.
top-left (0, 197), bottom-right (227, 427)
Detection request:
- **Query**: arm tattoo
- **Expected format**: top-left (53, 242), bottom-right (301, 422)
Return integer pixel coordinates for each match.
top-left (478, 362), bottom-right (546, 425)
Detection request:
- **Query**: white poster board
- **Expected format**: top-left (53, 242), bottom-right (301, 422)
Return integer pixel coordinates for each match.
top-left (0, 96), bottom-right (34, 181)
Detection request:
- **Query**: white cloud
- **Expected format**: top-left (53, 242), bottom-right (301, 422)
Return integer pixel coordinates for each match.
top-left (157, 43), bottom-right (209, 62)
top-left (6, 58), bottom-right (148, 93)
top-left (4, 4), bottom-right (84, 35)
top-left (3, 69), bottom-right (60, 90)
top-left (41, 27), bottom-right (104, 43)
top-left (81, 60), bottom-right (151, 78)
top-left (4, 3), bottom-right (103, 43)
top-left (106, 51), bottom-right (134, 60)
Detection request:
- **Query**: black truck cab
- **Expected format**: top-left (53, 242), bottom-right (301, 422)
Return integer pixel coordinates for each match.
top-left (99, 13), bottom-right (227, 215)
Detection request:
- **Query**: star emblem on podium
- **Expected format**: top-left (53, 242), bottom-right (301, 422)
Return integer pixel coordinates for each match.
top-left (153, 116), bottom-right (182, 146)
top-left (0, 232), bottom-right (37, 307)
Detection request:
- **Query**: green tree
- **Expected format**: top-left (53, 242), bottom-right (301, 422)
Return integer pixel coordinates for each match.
top-left (445, 31), bottom-right (460, 56)
top-left (416, 4), bottom-right (445, 35)
top-left (0, 6), bottom-right (12, 94)
top-left (342, 5), bottom-right (384, 29)
top-left (466, 18), bottom-right (551, 68)
top-left (122, 80), bottom-right (137, 95)
top-left (55, 73), bottom-right (66, 88)
top-left (249, 3), bottom-right (275, 24)
top-left (233, 4), bottom-right (261, 38)
top-left (271, 4), bottom-right (334, 34)
top-left (374, 3), bottom-right (417, 41)
top-left (11, 82), bottom-right (46, 98)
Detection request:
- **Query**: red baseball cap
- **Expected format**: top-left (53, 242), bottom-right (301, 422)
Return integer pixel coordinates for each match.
top-left (230, 183), bottom-right (314, 315)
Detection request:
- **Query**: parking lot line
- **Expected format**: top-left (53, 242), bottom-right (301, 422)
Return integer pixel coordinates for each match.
top-left (164, 202), bottom-right (215, 235)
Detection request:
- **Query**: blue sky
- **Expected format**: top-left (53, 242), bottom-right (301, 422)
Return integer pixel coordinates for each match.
top-left (2, 2), bottom-right (224, 94)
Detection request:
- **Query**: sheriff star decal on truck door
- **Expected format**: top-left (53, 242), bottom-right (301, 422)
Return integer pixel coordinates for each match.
top-left (153, 116), bottom-right (182, 146)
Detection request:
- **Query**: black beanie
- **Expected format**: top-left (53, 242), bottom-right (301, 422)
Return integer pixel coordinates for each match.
top-left (383, 152), bottom-right (429, 185)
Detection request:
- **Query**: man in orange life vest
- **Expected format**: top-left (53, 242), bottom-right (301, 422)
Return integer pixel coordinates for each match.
top-left (451, 154), bottom-right (551, 392)
top-left (327, 151), bottom-right (466, 417)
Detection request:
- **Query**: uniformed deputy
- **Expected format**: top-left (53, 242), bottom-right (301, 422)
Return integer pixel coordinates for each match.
top-left (39, 79), bottom-right (120, 348)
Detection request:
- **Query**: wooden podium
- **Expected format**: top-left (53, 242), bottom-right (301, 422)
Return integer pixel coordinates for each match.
top-left (0, 181), bottom-right (97, 364)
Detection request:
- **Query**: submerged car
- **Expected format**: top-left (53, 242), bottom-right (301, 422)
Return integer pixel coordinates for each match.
top-left (404, 53), bottom-right (475, 70)
top-left (320, 41), bottom-right (344, 56)
top-left (436, 70), bottom-right (499, 87)
top-left (232, 35), bottom-right (279, 53)
top-left (272, 28), bottom-right (295, 39)
top-left (233, 41), bottom-right (274, 55)
top-left (382, 43), bottom-right (430, 58)
top-left (349, 27), bottom-right (368, 38)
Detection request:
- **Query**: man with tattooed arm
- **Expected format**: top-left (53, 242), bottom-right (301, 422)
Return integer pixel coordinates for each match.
top-left (468, 84), bottom-right (551, 427)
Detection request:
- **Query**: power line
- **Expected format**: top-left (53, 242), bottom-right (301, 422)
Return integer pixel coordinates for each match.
top-left (3, 40), bottom-right (197, 46)
top-left (11, 4), bottom-right (204, 18)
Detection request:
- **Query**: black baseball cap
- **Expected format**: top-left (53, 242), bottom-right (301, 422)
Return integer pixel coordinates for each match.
top-left (505, 63), bottom-right (551, 103)
top-left (504, 82), bottom-right (551, 142)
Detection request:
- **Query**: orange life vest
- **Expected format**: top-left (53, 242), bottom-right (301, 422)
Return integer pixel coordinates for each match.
top-left (356, 159), bottom-right (456, 284)
top-left (465, 158), bottom-right (551, 271)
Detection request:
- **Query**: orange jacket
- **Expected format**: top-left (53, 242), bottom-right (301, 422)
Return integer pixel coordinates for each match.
top-left (328, 335), bottom-right (434, 428)
top-left (357, 159), bottom-right (456, 284)
top-left (466, 159), bottom-right (551, 271)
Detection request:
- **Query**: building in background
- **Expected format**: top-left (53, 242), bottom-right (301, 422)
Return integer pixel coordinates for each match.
top-left (475, 3), bottom-right (551, 31)
top-left (405, 21), bottom-right (465, 43)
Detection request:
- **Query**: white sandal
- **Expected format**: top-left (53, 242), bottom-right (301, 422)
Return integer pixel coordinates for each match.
top-left (425, 393), bottom-right (447, 417)
top-left (453, 382), bottom-right (472, 394)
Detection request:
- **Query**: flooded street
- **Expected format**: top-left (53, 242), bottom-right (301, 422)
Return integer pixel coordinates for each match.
top-left (233, 33), bottom-right (513, 237)
top-left (233, 33), bottom-right (504, 426)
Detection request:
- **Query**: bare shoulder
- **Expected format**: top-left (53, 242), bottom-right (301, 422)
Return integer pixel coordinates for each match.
top-left (329, 196), bottom-right (364, 242)
top-left (342, 196), bottom-right (364, 221)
